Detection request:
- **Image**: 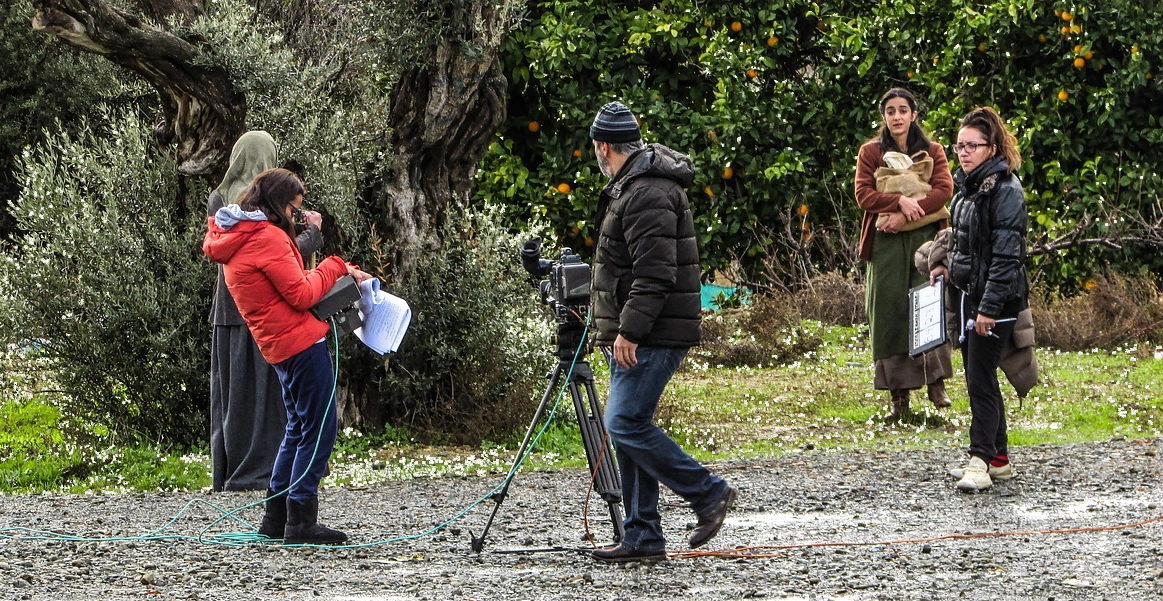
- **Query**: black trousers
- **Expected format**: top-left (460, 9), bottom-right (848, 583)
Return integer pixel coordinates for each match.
top-left (960, 317), bottom-right (1015, 462)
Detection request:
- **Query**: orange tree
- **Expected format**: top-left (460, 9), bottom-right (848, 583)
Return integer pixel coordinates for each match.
top-left (475, 1), bottom-right (1161, 292)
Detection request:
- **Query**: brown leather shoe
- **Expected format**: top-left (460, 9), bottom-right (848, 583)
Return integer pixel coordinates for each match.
top-left (689, 484), bottom-right (738, 548)
top-left (591, 543), bottom-right (666, 563)
top-left (928, 380), bottom-right (952, 408)
top-left (887, 389), bottom-right (910, 421)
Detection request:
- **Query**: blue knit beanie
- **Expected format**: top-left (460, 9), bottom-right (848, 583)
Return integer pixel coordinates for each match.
top-left (590, 101), bottom-right (642, 143)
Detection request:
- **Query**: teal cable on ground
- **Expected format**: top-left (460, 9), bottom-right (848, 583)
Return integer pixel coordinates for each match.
top-left (0, 319), bottom-right (590, 550)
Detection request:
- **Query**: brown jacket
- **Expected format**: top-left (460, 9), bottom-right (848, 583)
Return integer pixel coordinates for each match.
top-left (855, 141), bottom-right (954, 261)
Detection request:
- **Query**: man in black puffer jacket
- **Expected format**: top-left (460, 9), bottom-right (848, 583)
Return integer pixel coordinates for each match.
top-left (586, 101), bottom-right (737, 563)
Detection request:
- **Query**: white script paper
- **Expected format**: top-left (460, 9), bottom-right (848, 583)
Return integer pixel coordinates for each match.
top-left (354, 278), bottom-right (411, 354)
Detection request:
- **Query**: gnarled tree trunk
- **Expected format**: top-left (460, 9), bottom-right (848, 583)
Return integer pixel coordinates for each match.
top-left (375, 4), bottom-right (510, 278)
top-left (31, 0), bottom-right (244, 176)
top-left (338, 2), bottom-right (512, 430)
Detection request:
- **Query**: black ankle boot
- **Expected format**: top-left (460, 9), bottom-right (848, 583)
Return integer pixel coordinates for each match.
top-left (284, 496), bottom-right (347, 545)
top-left (257, 490), bottom-right (287, 539)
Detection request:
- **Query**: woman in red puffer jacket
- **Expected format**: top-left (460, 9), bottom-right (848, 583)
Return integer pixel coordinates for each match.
top-left (203, 167), bottom-right (369, 545)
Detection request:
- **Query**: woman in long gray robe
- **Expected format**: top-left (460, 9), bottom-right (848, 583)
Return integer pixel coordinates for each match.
top-left (207, 131), bottom-right (323, 491)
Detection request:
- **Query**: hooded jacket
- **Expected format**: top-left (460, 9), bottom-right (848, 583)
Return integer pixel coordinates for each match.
top-left (590, 143), bottom-right (701, 347)
top-left (203, 205), bottom-right (347, 364)
top-left (947, 155), bottom-right (1029, 319)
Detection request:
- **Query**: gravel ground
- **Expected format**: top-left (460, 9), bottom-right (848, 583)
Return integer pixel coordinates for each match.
top-left (2, 438), bottom-right (1161, 601)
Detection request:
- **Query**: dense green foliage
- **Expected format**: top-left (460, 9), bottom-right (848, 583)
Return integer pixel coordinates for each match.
top-left (0, 113), bottom-right (212, 445)
top-left (479, 0), bottom-right (1162, 292)
top-left (0, 3), bottom-right (130, 238)
top-left (373, 208), bottom-right (554, 443)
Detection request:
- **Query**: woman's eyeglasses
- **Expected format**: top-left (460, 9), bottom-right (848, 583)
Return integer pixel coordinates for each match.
top-left (952, 142), bottom-right (990, 154)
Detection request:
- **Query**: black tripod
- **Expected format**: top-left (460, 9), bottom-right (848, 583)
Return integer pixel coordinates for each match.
top-left (470, 320), bottom-right (625, 552)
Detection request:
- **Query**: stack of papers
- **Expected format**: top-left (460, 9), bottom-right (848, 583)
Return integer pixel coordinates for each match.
top-left (353, 278), bottom-right (411, 354)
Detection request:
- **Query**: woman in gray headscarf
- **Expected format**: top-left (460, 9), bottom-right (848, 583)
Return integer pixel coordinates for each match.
top-left (206, 131), bottom-right (324, 494)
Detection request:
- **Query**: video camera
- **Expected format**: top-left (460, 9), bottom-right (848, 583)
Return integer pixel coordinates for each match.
top-left (520, 238), bottom-right (591, 318)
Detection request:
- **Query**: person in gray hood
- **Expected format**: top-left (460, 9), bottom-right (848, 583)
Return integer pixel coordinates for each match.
top-left (586, 101), bottom-right (737, 562)
top-left (206, 131), bottom-right (325, 493)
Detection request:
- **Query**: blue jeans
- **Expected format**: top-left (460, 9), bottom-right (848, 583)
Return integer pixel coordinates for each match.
top-left (269, 341), bottom-right (338, 503)
top-left (604, 346), bottom-right (727, 551)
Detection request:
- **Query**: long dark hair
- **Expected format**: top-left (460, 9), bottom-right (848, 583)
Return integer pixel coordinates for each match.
top-left (238, 168), bottom-right (304, 240)
top-left (960, 106), bottom-right (1022, 174)
top-left (872, 88), bottom-right (933, 155)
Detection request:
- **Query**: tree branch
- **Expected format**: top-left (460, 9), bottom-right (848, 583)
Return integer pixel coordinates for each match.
top-left (31, 0), bottom-right (244, 175)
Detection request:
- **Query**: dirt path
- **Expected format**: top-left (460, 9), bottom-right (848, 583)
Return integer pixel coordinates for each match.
top-left (2, 438), bottom-right (1161, 600)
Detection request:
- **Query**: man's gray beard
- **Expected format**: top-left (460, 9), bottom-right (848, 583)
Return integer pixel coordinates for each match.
top-left (597, 153), bottom-right (612, 178)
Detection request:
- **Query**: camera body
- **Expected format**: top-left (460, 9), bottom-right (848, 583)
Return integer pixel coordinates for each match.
top-left (310, 274), bottom-right (363, 337)
top-left (521, 239), bottom-right (591, 316)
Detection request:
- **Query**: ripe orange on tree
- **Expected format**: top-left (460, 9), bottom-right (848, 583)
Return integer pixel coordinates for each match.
top-left (730, 21), bottom-right (742, 32)
top-left (572, 149), bottom-right (582, 158)
top-left (746, 69), bottom-right (758, 78)
top-left (1074, 57), bottom-right (1086, 68)
top-left (1038, 34), bottom-right (1047, 43)
top-left (1085, 51), bottom-right (1093, 59)
top-left (557, 183), bottom-right (571, 194)
top-left (528, 120), bottom-right (540, 132)
top-left (722, 166), bottom-right (734, 180)
top-left (767, 35), bottom-right (779, 47)
top-left (703, 185), bottom-right (715, 198)
top-left (1061, 11), bottom-right (1073, 21)
top-left (1057, 89), bottom-right (1070, 102)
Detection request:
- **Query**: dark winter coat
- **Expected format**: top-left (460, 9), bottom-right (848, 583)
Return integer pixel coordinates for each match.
top-left (948, 156), bottom-right (1030, 319)
top-left (590, 144), bottom-right (701, 348)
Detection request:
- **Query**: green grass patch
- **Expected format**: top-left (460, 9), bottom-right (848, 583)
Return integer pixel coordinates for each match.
top-left (2, 327), bottom-right (1161, 493)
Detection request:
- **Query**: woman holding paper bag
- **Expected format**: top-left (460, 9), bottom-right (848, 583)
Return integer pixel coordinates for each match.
top-left (203, 168), bottom-right (371, 544)
top-left (855, 88), bottom-right (954, 420)
top-left (930, 107), bottom-right (1029, 492)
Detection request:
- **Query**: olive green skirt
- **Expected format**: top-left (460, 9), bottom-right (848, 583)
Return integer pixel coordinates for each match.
top-left (865, 224), bottom-right (952, 390)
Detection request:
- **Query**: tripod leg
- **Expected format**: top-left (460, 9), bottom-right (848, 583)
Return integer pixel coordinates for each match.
top-left (470, 363), bottom-right (564, 552)
top-left (568, 362), bottom-right (625, 543)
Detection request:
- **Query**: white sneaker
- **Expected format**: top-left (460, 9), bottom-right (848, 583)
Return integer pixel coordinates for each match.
top-left (949, 462), bottom-right (1014, 480)
top-left (955, 457), bottom-right (992, 492)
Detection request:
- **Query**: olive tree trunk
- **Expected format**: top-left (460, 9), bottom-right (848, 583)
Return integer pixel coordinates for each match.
top-left (337, 3), bottom-right (512, 429)
top-left (31, 0), bottom-right (245, 178)
top-left (373, 5), bottom-right (510, 278)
